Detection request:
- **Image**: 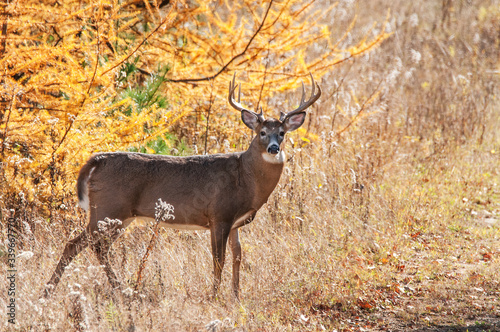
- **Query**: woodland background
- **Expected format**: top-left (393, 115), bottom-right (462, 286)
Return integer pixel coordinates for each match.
top-left (0, 0), bottom-right (499, 331)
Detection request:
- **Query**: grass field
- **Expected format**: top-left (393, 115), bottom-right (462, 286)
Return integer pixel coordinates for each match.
top-left (1, 0), bottom-right (499, 331)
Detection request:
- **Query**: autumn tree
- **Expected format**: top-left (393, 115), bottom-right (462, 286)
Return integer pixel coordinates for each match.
top-left (0, 0), bottom-right (390, 216)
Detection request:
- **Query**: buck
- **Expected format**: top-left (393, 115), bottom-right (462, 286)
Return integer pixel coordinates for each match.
top-left (44, 73), bottom-right (321, 299)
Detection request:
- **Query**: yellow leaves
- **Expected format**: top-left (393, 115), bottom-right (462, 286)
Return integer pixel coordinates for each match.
top-left (297, 50), bottom-right (308, 74)
top-left (0, 0), bottom-right (390, 210)
top-left (478, 6), bottom-right (488, 21)
top-left (449, 46), bottom-right (455, 58)
top-left (297, 127), bottom-right (319, 143)
top-left (320, 25), bottom-right (330, 38)
top-left (116, 17), bottom-right (141, 34)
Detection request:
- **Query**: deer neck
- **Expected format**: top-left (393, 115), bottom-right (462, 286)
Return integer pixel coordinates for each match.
top-left (241, 139), bottom-right (285, 208)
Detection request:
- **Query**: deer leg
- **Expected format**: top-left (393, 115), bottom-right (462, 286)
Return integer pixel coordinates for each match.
top-left (86, 203), bottom-right (130, 290)
top-left (43, 230), bottom-right (89, 298)
top-left (228, 229), bottom-right (241, 299)
top-left (210, 223), bottom-right (231, 298)
top-left (90, 231), bottom-right (121, 290)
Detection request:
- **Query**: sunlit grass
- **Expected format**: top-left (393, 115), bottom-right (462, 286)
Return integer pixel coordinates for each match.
top-left (4, 142), bottom-right (496, 331)
top-left (1, 0), bottom-right (499, 330)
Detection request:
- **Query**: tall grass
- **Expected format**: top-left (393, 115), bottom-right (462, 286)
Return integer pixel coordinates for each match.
top-left (1, 0), bottom-right (499, 330)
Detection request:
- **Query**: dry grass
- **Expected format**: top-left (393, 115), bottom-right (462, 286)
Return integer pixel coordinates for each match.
top-left (1, 0), bottom-right (500, 331)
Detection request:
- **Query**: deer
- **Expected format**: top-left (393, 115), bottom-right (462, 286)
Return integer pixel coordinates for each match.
top-left (43, 73), bottom-right (321, 299)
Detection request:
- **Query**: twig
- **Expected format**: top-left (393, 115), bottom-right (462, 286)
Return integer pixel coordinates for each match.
top-left (256, 45), bottom-right (271, 111)
top-left (134, 200), bottom-right (174, 292)
top-left (330, 61), bottom-right (354, 131)
top-left (134, 218), bottom-right (162, 292)
top-left (1, 96), bottom-right (14, 158)
top-left (0, 1), bottom-right (8, 58)
top-left (169, 0), bottom-right (274, 84)
top-left (52, 26), bottom-right (63, 47)
top-left (204, 81), bottom-right (215, 155)
top-left (100, 3), bottom-right (176, 77)
top-left (52, 15), bottom-right (101, 156)
top-left (335, 78), bottom-right (383, 137)
top-left (87, 20), bottom-right (100, 95)
top-left (144, 67), bottom-right (169, 109)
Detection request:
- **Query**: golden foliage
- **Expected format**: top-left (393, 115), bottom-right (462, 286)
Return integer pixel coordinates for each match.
top-left (0, 0), bottom-right (390, 212)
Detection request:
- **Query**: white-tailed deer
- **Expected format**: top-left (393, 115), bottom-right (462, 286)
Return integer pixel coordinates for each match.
top-left (44, 73), bottom-right (321, 299)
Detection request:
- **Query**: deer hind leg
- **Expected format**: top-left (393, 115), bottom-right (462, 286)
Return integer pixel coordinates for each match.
top-left (88, 208), bottom-right (127, 290)
top-left (43, 230), bottom-right (90, 298)
top-left (87, 202), bottom-right (129, 289)
top-left (91, 234), bottom-right (121, 289)
top-left (210, 222), bottom-right (232, 298)
top-left (229, 229), bottom-right (241, 299)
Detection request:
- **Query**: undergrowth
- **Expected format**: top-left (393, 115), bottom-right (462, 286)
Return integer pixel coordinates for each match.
top-left (1, 0), bottom-right (499, 331)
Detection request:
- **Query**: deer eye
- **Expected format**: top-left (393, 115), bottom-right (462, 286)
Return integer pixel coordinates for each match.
top-left (260, 131), bottom-right (266, 136)
top-left (279, 131), bottom-right (285, 137)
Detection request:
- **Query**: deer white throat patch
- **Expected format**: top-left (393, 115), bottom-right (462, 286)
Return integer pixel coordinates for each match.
top-left (262, 150), bottom-right (285, 164)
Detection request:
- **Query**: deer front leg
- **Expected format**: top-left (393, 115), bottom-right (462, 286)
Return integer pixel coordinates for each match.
top-left (43, 230), bottom-right (89, 298)
top-left (210, 222), bottom-right (231, 298)
top-left (229, 229), bottom-right (241, 299)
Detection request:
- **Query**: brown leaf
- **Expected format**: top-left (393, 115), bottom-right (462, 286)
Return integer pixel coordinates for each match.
top-left (358, 299), bottom-right (373, 309)
top-left (411, 231), bottom-right (421, 238)
top-left (482, 252), bottom-right (492, 261)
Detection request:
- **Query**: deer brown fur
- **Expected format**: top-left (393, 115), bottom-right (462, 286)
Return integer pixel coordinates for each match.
top-left (44, 74), bottom-right (321, 299)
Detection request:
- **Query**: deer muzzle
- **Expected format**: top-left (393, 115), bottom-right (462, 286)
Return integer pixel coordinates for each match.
top-left (267, 144), bottom-right (280, 154)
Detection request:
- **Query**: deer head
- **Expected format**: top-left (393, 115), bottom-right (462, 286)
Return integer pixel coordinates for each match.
top-left (228, 73), bottom-right (321, 162)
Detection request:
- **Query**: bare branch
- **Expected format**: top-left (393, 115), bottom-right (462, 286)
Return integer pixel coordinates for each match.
top-left (335, 78), bottom-right (383, 137)
top-left (169, 0), bottom-right (275, 84)
top-left (100, 2), bottom-right (176, 77)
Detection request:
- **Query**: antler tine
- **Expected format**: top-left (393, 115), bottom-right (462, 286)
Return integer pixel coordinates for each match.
top-left (300, 81), bottom-right (306, 105)
top-left (280, 73), bottom-right (321, 122)
top-left (238, 83), bottom-right (241, 103)
top-left (228, 72), bottom-right (244, 112)
top-left (230, 72), bottom-right (235, 95)
top-left (309, 72), bottom-right (316, 97)
top-left (228, 73), bottom-right (265, 121)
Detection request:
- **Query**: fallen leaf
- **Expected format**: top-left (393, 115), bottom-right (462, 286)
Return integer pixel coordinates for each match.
top-left (358, 299), bottom-right (373, 309)
top-left (482, 252), bottom-right (492, 261)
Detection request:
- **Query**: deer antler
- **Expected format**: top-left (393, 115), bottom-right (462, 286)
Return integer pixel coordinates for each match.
top-left (228, 72), bottom-right (265, 122)
top-left (279, 73), bottom-right (321, 122)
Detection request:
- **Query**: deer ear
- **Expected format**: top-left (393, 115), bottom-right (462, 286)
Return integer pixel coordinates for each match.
top-left (284, 112), bottom-right (306, 132)
top-left (241, 110), bottom-right (260, 131)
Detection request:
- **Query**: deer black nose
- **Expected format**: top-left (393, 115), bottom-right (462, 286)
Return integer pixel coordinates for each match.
top-left (267, 144), bottom-right (280, 154)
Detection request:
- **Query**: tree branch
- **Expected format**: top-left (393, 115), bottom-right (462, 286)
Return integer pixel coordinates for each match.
top-left (169, 0), bottom-right (274, 84)
top-left (100, 3), bottom-right (176, 77)
top-left (0, 2), bottom-right (8, 58)
top-left (335, 78), bottom-right (383, 137)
